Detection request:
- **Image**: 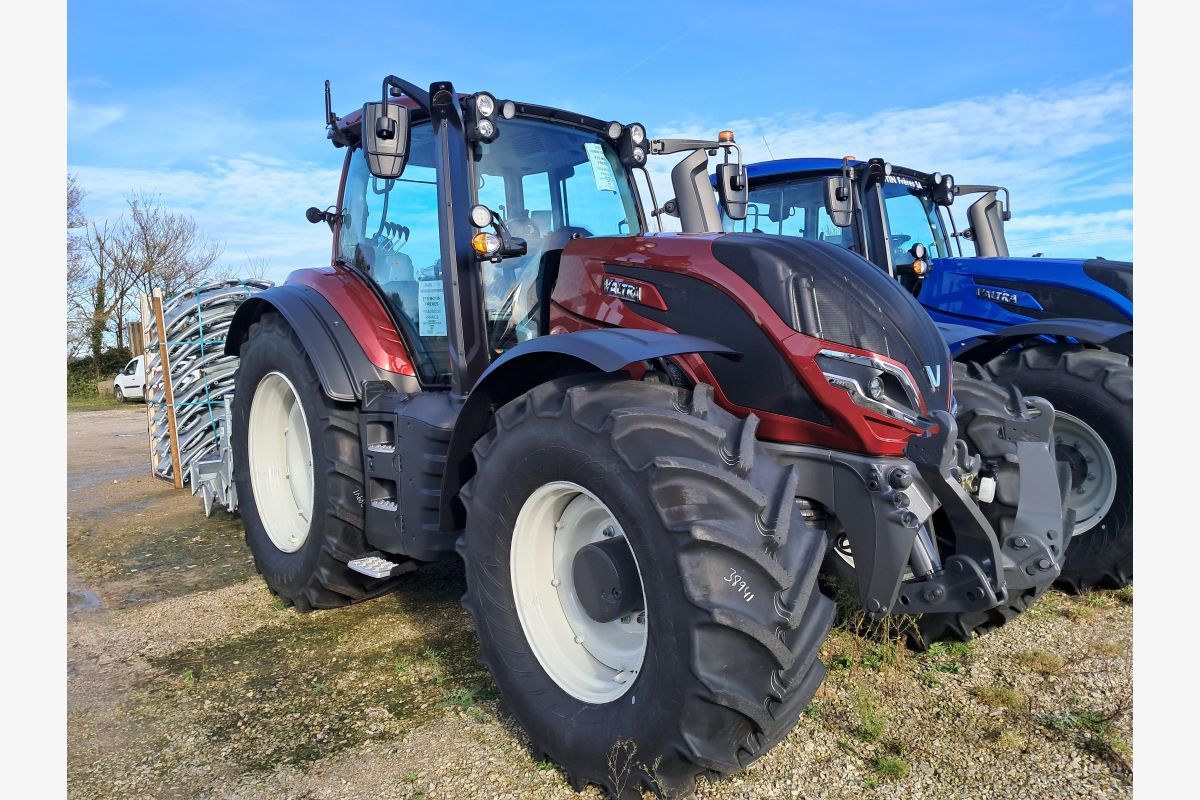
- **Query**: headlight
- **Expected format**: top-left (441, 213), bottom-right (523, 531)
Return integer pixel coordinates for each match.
top-left (629, 123), bottom-right (646, 145)
top-left (817, 348), bottom-right (923, 425)
top-left (606, 121), bottom-right (623, 140)
top-left (475, 93), bottom-right (496, 117)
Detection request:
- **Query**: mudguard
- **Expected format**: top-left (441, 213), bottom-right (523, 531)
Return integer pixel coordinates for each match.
top-left (224, 284), bottom-right (406, 402)
top-left (948, 317), bottom-right (1133, 363)
top-left (438, 329), bottom-right (738, 531)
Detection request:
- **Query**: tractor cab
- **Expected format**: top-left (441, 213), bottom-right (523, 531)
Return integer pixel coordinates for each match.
top-left (330, 89), bottom-right (646, 388)
top-left (724, 159), bottom-right (954, 293)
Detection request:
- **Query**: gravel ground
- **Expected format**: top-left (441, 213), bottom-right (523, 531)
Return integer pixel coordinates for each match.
top-left (68, 406), bottom-right (1132, 799)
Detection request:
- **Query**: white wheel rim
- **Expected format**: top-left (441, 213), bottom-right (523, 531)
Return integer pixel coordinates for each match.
top-left (247, 371), bottom-right (314, 553)
top-left (1054, 411), bottom-right (1118, 536)
top-left (510, 481), bottom-right (647, 704)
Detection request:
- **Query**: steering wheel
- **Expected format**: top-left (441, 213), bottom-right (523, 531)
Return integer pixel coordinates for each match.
top-left (505, 214), bottom-right (541, 241)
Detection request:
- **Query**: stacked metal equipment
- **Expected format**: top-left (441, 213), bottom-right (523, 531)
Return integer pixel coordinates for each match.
top-left (145, 279), bottom-right (272, 514)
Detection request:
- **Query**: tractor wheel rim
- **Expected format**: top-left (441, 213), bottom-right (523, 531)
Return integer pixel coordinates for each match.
top-left (1054, 411), bottom-right (1118, 536)
top-left (247, 371), bottom-right (314, 553)
top-left (510, 481), bottom-right (647, 704)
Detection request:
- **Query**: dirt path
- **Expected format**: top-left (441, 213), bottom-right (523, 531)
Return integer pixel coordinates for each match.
top-left (68, 406), bottom-right (1132, 800)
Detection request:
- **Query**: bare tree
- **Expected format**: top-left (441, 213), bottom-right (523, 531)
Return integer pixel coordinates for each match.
top-left (66, 174), bottom-right (90, 358)
top-left (67, 192), bottom-right (224, 358)
top-left (242, 255), bottom-right (271, 280)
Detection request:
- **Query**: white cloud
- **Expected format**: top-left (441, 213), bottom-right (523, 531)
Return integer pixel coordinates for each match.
top-left (72, 155), bottom-right (343, 283)
top-left (67, 96), bottom-right (125, 136)
top-left (645, 74), bottom-right (1132, 257)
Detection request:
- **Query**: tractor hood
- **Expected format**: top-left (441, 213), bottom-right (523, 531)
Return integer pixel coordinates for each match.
top-left (711, 233), bottom-right (953, 413)
top-left (930, 255), bottom-right (1133, 323)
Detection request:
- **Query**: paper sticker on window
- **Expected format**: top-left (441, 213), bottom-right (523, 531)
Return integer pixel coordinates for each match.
top-left (418, 280), bottom-right (447, 337)
top-left (583, 142), bottom-right (617, 193)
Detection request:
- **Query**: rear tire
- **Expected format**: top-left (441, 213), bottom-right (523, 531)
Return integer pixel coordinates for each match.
top-left (459, 377), bottom-right (834, 799)
top-left (232, 311), bottom-right (405, 611)
top-left (980, 345), bottom-right (1132, 591)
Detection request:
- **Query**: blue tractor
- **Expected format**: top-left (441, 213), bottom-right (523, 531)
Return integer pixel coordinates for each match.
top-left (722, 157), bottom-right (1132, 593)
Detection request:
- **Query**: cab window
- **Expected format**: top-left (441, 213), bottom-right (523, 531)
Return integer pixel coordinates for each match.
top-left (471, 117), bottom-right (641, 353)
top-left (338, 124), bottom-right (450, 384)
top-left (880, 180), bottom-right (950, 264)
top-left (728, 176), bottom-right (857, 250)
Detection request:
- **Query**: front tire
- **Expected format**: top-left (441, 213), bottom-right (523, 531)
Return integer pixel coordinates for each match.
top-left (459, 377), bottom-right (834, 798)
top-left (232, 312), bottom-right (404, 611)
top-left (114, 386), bottom-right (125, 403)
top-left (980, 345), bottom-right (1132, 591)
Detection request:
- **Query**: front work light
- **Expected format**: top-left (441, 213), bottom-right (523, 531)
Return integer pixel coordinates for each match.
top-left (472, 232), bottom-right (500, 257)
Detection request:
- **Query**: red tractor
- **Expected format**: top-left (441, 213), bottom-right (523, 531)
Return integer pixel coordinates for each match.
top-left (225, 75), bottom-right (1069, 798)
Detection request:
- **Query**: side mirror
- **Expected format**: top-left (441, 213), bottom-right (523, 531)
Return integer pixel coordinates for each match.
top-left (361, 101), bottom-right (410, 179)
top-left (824, 175), bottom-right (853, 228)
top-left (715, 162), bottom-right (748, 221)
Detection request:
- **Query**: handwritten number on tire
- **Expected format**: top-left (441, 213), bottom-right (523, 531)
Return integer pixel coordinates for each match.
top-left (724, 567), bottom-right (755, 603)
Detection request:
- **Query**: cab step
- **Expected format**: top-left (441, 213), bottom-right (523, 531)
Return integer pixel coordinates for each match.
top-left (347, 554), bottom-right (413, 579)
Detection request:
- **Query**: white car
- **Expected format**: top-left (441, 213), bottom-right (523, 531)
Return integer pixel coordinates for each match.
top-left (114, 355), bottom-right (147, 402)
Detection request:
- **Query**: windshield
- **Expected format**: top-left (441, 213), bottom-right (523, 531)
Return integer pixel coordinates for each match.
top-left (877, 176), bottom-right (951, 264)
top-left (472, 117), bottom-right (642, 352)
top-left (337, 116), bottom-right (641, 385)
top-left (723, 176), bottom-right (858, 251)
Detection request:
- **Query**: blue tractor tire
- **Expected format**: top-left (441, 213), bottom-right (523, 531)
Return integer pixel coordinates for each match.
top-left (975, 345), bottom-right (1132, 592)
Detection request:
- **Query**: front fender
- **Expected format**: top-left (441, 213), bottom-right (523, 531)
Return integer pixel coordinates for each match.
top-left (949, 318), bottom-right (1133, 363)
top-left (438, 329), bottom-right (739, 531)
top-left (225, 284), bottom-right (413, 401)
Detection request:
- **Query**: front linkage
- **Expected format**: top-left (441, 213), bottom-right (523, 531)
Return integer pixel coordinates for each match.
top-left (765, 377), bottom-right (1066, 633)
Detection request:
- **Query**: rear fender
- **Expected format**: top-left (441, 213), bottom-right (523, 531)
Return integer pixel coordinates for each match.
top-left (225, 284), bottom-right (416, 402)
top-left (438, 329), bottom-right (738, 531)
top-left (950, 318), bottom-right (1133, 363)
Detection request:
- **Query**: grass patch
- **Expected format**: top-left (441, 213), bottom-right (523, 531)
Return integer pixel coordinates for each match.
top-left (851, 688), bottom-right (887, 742)
top-left (974, 685), bottom-right (1025, 710)
top-left (1013, 650), bottom-right (1065, 674)
top-left (994, 729), bottom-right (1025, 750)
top-left (1096, 640), bottom-right (1127, 657)
top-left (1058, 603), bottom-right (1097, 622)
top-left (437, 683), bottom-right (498, 711)
top-left (68, 395), bottom-right (125, 412)
top-left (872, 755), bottom-right (909, 780)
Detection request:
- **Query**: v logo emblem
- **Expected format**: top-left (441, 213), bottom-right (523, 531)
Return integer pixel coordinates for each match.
top-left (924, 365), bottom-right (942, 390)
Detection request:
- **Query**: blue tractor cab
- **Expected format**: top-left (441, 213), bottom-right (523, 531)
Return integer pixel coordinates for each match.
top-left (724, 156), bottom-right (1133, 592)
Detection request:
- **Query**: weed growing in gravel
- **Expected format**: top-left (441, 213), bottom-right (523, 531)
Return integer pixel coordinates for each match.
top-left (994, 729), bottom-right (1025, 750)
top-left (974, 685), bottom-right (1025, 710)
top-left (1096, 640), bottom-right (1126, 657)
top-left (1058, 602), bottom-right (1097, 622)
top-left (607, 738), bottom-right (637, 799)
top-left (873, 755), bottom-right (909, 780)
top-left (850, 688), bottom-right (887, 742)
top-left (1013, 650), bottom-right (1065, 674)
top-left (180, 668), bottom-right (195, 689)
top-left (437, 683), bottom-right (497, 710)
top-left (271, 596), bottom-right (289, 611)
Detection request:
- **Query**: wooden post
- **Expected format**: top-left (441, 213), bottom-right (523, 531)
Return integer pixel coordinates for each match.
top-left (152, 288), bottom-right (184, 489)
top-left (127, 322), bottom-right (144, 357)
top-left (141, 292), bottom-right (160, 478)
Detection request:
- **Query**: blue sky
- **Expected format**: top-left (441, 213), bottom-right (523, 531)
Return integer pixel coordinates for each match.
top-left (67, 0), bottom-right (1133, 281)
